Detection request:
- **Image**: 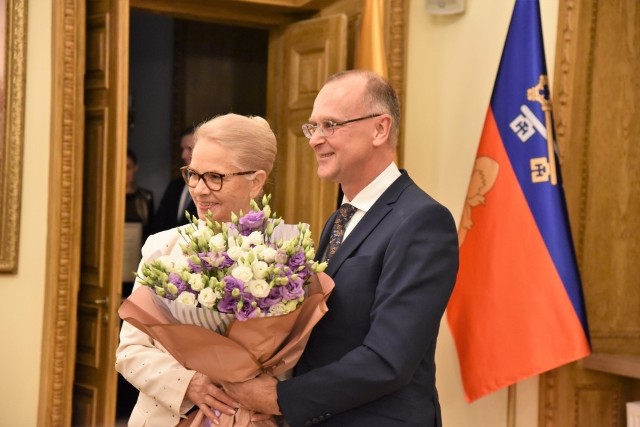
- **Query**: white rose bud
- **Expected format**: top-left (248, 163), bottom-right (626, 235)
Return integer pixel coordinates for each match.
top-left (188, 273), bottom-right (205, 291)
top-left (246, 231), bottom-right (264, 247)
top-left (197, 287), bottom-right (220, 309)
top-left (231, 264), bottom-right (254, 283)
top-left (227, 246), bottom-right (245, 261)
top-left (260, 247), bottom-right (277, 263)
top-left (209, 234), bottom-right (227, 252)
top-left (247, 279), bottom-right (271, 298)
top-left (176, 291), bottom-right (197, 306)
top-left (251, 260), bottom-right (269, 279)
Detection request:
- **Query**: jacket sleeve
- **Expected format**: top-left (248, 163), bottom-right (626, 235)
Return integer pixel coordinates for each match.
top-left (115, 230), bottom-right (197, 416)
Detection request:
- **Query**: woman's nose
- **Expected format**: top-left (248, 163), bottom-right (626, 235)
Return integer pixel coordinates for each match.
top-left (193, 177), bottom-right (210, 195)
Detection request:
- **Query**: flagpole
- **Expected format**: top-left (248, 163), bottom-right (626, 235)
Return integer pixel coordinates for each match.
top-left (507, 384), bottom-right (516, 427)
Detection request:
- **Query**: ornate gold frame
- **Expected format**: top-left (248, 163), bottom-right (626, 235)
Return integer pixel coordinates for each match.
top-left (0, 0), bottom-right (27, 273)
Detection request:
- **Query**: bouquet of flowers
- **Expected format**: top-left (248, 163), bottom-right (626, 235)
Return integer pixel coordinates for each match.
top-left (118, 195), bottom-right (334, 427)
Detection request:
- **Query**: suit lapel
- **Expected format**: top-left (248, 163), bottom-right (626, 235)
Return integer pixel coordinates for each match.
top-left (324, 172), bottom-right (413, 276)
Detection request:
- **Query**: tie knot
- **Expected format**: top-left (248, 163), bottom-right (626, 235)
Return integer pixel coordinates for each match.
top-left (337, 203), bottom-right (357, 224)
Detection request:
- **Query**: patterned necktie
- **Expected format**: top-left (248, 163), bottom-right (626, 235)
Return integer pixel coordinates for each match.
top-left (325, 203), bottom-right (357, 263)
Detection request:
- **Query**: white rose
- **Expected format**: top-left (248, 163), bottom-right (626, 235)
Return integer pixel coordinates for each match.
top-left (197, 287), bottom-right (220, 309)
top-left (208, 234), bottom-right (227, 252)
top-left (193, 227), bottom-right (213, 242)
top-left (251, 260), bottom-right (269, 279)
top-left (247, 279), bottom-right (271, 298)
top-left (231, 264), bottom-right (253, 283)
top-left (252, 244), bottom-right (267, 256)
top-left (259, 247), bottom-right (277, 263)
top-left (268, 302), bottom-right (289, 316)
top-left (176, 291), bottom-right (197, 306)
top-left (188, 273), bottom-right (205, 292)
top-left (227, 246), bottom-right (245, 261)
top-left (246, 231), bottom-right (264, 247)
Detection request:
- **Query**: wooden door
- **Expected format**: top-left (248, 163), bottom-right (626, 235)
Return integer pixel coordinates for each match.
top-left (269, 15), bottom-right (348, 241)
top-left (539, 1), bottom-right (640, 425)
top-left (73, 0), bottom-right (129, 425)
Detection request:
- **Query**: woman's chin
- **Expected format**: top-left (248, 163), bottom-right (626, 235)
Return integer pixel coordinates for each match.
top-left (197, 206), bottom-right (217, 220)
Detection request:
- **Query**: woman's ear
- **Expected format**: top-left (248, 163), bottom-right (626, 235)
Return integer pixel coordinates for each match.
top-left (250, 170), bottom-right (268, 199)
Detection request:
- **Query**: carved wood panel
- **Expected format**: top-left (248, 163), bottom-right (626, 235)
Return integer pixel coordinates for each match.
top-left (540, 0), bottom-right (640, 425)
top-left (272, 15), bottom-right (347, 240)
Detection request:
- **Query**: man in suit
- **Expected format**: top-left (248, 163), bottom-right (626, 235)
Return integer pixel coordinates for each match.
top-left (149, 126), bottom-right (199, 233)
top-left (223, 70), bottom-right (459, 426)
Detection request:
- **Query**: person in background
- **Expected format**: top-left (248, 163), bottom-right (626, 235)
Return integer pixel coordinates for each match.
top-left (116, 114), bottom-right (277, 426)
top-left (149, 125), bottom-right (198, 233)
top-left (125, 149), bottom-right (154, 240)
top-left (222, 69), bottom-right (460, 427)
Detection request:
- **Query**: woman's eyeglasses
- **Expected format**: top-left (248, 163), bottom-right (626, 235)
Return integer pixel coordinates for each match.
top-left (180, 166), bottom-right (256, 192)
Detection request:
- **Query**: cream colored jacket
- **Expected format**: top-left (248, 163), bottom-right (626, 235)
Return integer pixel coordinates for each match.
top-left (116, 227), bottom-right (197, 427)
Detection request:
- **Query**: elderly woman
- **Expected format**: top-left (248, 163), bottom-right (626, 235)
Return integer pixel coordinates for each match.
top-left (116, 114), bottom-right (277, 426)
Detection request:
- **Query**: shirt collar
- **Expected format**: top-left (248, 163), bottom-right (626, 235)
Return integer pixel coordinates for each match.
top-left (342, 163), bottom-right (401, 213)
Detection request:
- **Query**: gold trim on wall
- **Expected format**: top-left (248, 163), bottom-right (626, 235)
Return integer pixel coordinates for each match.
top-left (0, 0), bottom-right (27, 273)
top-left (38, 0), bottom-right (84, 425)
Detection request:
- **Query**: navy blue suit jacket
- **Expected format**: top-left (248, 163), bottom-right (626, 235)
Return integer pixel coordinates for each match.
top-left (149, 177), bottom-right (197, 234)
top-left (277, 171), bottom-right (459, 426)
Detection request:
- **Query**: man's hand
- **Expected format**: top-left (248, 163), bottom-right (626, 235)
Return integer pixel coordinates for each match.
top-left (222, 374), bottom-right (282, 416)
top-left (186, 372), bottom-right (239, 423)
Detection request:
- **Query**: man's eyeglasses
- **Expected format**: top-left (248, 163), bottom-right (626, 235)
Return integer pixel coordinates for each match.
top-left (301, 113), bottom-right (383, 139)
top-left (180, 166), bottom-right (256, 192)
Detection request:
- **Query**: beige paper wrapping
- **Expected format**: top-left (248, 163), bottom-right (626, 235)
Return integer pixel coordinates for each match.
top-left (118, 272), bottom-right (334, 427)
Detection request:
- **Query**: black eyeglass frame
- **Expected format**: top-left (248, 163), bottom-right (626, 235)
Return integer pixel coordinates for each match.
top-left (301, 113), bottom-right (383, 139)
top-left (180, 166), bottom-right (257, 192)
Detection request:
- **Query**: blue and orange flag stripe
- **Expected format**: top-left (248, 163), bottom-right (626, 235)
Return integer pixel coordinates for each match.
top-left (447, 0), bottom-right (591, 402)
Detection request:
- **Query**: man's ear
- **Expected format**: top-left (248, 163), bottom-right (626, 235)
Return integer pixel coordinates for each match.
top-left (250, 170), bottom-right (268, 199)
top-left (372, 114), bottom-right (393, 147)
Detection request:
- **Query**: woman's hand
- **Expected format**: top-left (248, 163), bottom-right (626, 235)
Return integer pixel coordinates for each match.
top-left (186, 372), bottom-right (240, 424)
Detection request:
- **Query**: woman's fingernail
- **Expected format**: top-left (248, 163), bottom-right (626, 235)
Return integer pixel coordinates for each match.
top-left (214, 409), bottom-right (221, 417)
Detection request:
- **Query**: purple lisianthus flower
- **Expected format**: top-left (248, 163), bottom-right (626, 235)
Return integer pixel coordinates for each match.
top-left (296, 268), bottom-right (310, 281)
top-left (235, 297), bottom-right (260, 321)
top-left (217, 295), bottom-right (237, 313)
top-left (218, 253), bottom-right (235, 269)
top-left (187, 258), bottom-right (203, 274)
top-left (239, 211), bottom-right (265, 234)
top-left (257, 287), bottom-right (283, 310)
top-left (166, 273), bottom-right (188, 300)
top-left (280, 278), bottom-right (305, 300)
top-left (198, 253), bottom-right (213, 270)
top-left (288, 250), bottom-right (307, 269)
top-left (223, 276), bottom-right (244, 293)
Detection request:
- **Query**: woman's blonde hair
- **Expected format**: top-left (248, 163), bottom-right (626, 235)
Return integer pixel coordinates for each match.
top-left (193, 114), bottom-right (277, 175)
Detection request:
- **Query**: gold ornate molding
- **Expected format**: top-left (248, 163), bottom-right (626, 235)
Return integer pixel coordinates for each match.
top-left (38, 0), bottom-right (83, 425)
top-left (388, 0), bottom-right (406, 166)
top-left (0, 0), bottom-right (27, 273)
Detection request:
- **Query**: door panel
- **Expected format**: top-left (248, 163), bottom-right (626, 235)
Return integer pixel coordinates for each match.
top-left (272, 15), bottom-right (347, 241)
top-left (73, 0), bottom-right (129, 425)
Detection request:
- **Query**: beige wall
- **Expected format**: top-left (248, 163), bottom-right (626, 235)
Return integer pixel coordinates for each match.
top-left (0, 0), bottom-right (52, 426)
top-left (404, 0), bottom-right (558, 426)
top-left (0, 0), bottom-right (559, 425)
